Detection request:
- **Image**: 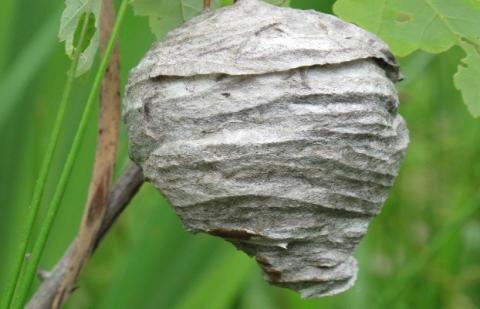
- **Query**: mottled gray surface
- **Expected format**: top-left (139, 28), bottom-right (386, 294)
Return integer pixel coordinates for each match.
top-left (124, 0), bottom-right (408, 298)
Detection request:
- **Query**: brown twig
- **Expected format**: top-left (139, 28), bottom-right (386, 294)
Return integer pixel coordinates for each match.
top-left (26, 162), bottom-right (144, 309)
top-left (50, 0), bottom-right (121, 307)
top-left (203, 0), bottom-right (211, 10)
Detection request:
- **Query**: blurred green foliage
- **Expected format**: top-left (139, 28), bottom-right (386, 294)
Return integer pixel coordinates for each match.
top-left (333, 0), bottom-right (480, 117)
top-left (0, 0), bottom-right (479, 308)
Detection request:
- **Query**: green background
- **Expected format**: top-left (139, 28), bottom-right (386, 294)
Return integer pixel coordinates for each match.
top-left (0, 0), bottom-right (479, 308)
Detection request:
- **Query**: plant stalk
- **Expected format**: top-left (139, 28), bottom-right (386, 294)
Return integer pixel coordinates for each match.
top-left (12, 0), bottom-right (129, 306)
top-left (51, 0), bottom-right (122, 306)
top-left (26, 162), bottom-right (144, 309)
top-left (0, 13), bottom-right (91, 309)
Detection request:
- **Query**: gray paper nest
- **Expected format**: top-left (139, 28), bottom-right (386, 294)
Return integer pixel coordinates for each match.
top-left (124, 0), bottom-right (408, 298)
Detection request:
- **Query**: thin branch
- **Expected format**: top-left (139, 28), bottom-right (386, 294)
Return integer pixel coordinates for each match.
top-left (26, 162), bottom-right (144, 309)
top-left (203, 0), bottom-right (211, 10)
top-left (51, 0), bottom-right (121, 307)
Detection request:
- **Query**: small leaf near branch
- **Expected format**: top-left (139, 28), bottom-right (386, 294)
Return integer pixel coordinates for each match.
top-left (131, 0), bottom-right (217, 38)
top-left (454, 43), bottom-right (480, 117)
top-left (72, 12), bottom-right (96, 57)
top-left (59, 0), bottom-right (101, 76)
top-left (131, 0), bottom-right (289, 39)
top-left (333, 0), bottom-right (480, 117)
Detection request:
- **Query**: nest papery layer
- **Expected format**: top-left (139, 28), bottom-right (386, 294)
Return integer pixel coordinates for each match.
top-left (125, 59), bottom-right (408, 297)
top-left (126, 0), bottom-right (400, 86)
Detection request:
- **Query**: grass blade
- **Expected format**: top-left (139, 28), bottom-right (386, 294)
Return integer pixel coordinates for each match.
top-left (11, 0), bottom-right (129, 306)
top-left (0, 12), bottom-right (84, 309)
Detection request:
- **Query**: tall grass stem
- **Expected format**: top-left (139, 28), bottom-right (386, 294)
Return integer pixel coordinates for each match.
top-left (12, 0), bottom-right (129, 306)
top-left (0, 13), bottom-right (90, 309)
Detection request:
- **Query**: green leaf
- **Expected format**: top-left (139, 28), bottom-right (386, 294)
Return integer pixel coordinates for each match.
top-left (59, 0), bottom-right (101, 76)
top-left (454, 43), bottom-right (480, 117)
top-left (131, 0), bottom-right (217, 38)
top-left (132, 0), bottom-right (290, 39)
top-left (333, 0), bottom-right (480, 117)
